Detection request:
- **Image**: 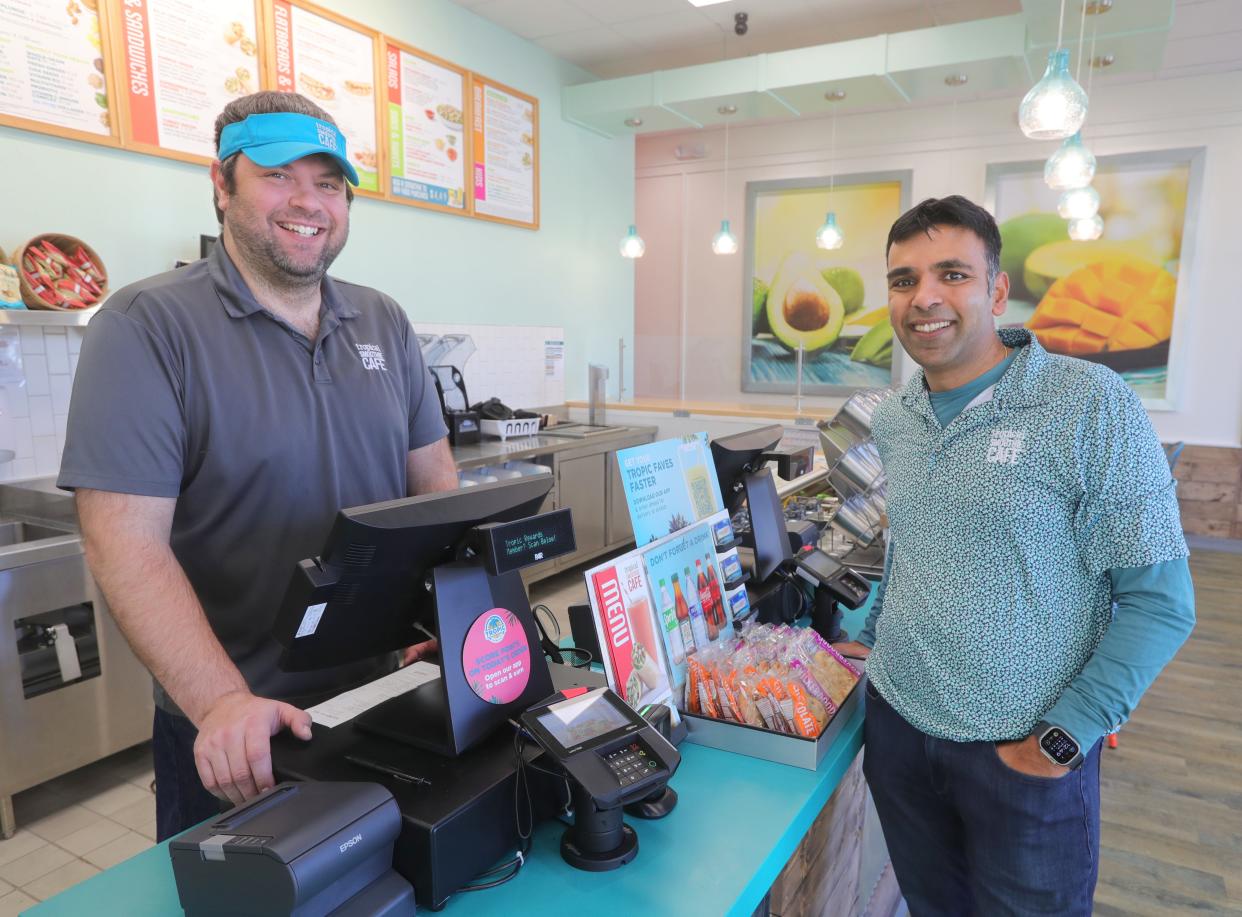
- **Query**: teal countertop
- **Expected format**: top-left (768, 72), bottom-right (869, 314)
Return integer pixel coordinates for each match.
top-left (27, 608), bottom-right (873, 917)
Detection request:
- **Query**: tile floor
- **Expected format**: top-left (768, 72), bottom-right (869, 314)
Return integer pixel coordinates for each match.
top-left (0, 562), bottom-right (594, 914)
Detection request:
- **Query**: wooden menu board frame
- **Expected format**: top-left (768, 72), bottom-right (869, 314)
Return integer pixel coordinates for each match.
top-left (106, 0), bottom-right (269, 167)
top-left (262, 0), bottom-right (387, 200)
top-left (0, 0), bottom-right (123, 150)
top-left (470, 74), bottom-right (539, 231)
top-left (380, 36), bottom-right (472, 218)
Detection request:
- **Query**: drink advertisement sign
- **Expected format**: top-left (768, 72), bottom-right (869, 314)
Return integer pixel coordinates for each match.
top-left (617, 434), bottom-right (725, 547)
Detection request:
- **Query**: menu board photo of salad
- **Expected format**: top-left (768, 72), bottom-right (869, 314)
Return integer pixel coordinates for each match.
top-left (112, 0), bottom-right (264, 162)
top-left (383, 38), bottom-right (468, 213)
top-left (268, 0), bottom-right (382, 193)
top-left (471, 75), bottom-right (537, 228)
top-left (0, 0), bottom-right (119, 144)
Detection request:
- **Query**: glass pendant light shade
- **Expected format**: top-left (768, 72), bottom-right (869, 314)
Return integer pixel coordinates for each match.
top-left (1068, 214), bottom-right (1104, 241)
top-left (619, 224), bottom-right (645, 258)
top-left (1057, 185), bottom-right (1100, 220)
top-left (1044, 132), bottom-right (1097, 191)
top-left (712, 219), bottom-right (739, 255)
top-left (815, 211), bottom-right (844, 250)
top-left (1019, 49), bottom-right (1088, 140)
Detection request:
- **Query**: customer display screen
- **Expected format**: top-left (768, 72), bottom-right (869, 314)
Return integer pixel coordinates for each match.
top-left (482, 508), bottom-right (576, 575)
top-left (536, 690), bottom-right (632, 750)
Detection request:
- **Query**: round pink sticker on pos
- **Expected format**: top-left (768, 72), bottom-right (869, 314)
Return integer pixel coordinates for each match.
top-left (461, 608), bottom-right (531, 705)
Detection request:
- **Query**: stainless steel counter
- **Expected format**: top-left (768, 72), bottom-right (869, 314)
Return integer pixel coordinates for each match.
top-left (450, 424), bottom-right (657, 470)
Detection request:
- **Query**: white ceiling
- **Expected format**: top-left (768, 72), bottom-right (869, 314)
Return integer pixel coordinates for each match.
top-left (451, 0), bottom-right (1242, 82)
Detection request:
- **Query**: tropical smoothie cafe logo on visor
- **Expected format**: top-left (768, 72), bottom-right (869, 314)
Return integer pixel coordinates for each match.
top-left (315, 121), bottom-right (338, 151)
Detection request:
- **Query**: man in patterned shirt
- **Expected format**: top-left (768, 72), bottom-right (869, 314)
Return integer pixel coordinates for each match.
top-left (834, 196), bottom-right (1195, 915)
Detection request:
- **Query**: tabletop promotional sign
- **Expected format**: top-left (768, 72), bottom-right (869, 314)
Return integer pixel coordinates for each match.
top-left (461, 607), bottom-right (531, 705)
top-left (616, 434), bottom-right (725, 548)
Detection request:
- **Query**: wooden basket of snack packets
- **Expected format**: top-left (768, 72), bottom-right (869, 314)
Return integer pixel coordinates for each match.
top-left (16, 233), bottom-right (108, 311)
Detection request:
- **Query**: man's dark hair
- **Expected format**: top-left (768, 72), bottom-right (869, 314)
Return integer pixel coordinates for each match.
top-left (886, 195), bottom-right (1002, 289)
top-left (211, 91), bottom-right (354, 223)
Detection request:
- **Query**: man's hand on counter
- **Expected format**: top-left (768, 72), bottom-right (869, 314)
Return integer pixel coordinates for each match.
top-left (193, 690), bottom-right (313, 806)
top-left (832, 641), bottom-right (872, 660)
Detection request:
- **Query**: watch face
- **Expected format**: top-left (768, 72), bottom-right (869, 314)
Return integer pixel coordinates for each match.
top-left (1040, 727), bottom-right (1079, 765)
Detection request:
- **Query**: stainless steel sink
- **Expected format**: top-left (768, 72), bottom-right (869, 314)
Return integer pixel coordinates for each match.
top-left (540, 422), bottom-right (624, 439)
top-left (0, 520), bottom-right (73, 547)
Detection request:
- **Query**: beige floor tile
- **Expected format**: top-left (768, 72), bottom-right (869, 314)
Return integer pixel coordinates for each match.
top-left (0, 843), bottom-right (72, 887)
top-left (22, 859), bottom-right (99, 902)
top-left (134, 818), bottom-right (158, 842)
top-left (0, 832), bottom-right (47, 869)
top-left (11, 785), bottom-right (72, 826)
top-left (109, 795), bottom-right (156, 832)
top-left (125, 769), bottom-right (156, 792)
top-left (83, 831), bottom-right (153, 870)
top-left (79, 782), bottom-right (150, 817)
top-left (39, 768), bottom-right (122, 805)
top-left (0, 876), bottom-right (9, 897)
top-left (0, 889), bottom-right (39, 917)
top-left (26, 804), bottom-right (103, 844)
top-left (57, 819), bottom-right (128, 857)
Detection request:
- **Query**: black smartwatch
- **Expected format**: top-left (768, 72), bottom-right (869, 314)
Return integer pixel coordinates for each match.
top-left (1035, 721), bottom-right (1083, 770)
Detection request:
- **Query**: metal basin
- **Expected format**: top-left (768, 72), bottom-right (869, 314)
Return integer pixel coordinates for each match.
top-left (0, 520), bottom-right (74, 547)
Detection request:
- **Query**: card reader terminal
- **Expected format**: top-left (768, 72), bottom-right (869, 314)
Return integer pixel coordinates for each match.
top-left (520, 687), bottom-right (680, 871)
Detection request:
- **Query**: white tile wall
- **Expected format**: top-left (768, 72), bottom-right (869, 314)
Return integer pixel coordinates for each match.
top-left (0, 327), bottom-right (86, 483)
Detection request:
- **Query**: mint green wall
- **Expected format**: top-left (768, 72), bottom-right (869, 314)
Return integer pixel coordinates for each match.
top-left (0, 0), bottom-right (634, 401)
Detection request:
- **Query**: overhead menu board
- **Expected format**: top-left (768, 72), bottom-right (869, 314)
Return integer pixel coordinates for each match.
top-left (111, 0), bottom-right (265, 163)
top-left (472, 76), bottom-right (538, 229)
top-left (0, 0), bottom-right (119, 145)
top-left (267, 0), bottom-right (383, 194)
top-left (383, 38), bottom-right (469, 213)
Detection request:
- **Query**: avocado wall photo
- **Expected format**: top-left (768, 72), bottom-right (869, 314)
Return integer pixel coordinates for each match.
top-left (743, 173), bottom-right (909, 395)
top-left (988, 149), bottom-right (1202, 409)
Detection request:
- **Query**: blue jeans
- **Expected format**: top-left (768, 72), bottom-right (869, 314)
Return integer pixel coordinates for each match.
top-left (863, 680), bottom-right (1101, 917)
top-left (152, 708), bottom-right (225, 842)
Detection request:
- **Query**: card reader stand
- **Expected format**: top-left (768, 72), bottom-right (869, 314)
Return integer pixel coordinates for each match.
top-left (563, 782), bottom-right (639, 871)
top-left (355, 561), bottom-right (553, 758)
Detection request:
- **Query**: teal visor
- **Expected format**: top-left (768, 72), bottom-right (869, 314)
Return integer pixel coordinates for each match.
top-left (218, 112), bottom-right (359, 186)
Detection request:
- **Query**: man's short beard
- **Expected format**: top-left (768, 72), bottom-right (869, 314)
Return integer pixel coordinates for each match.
top-left (226, 213), bottom-right (348, 290)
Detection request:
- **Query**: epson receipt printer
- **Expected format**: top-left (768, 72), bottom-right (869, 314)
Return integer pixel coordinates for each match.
top-left (170, 781), bottom-right (413, 917)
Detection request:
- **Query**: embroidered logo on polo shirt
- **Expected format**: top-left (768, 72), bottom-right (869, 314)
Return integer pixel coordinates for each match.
top-left (986, 429), bottom-right (1025, 465)
top-left (355, 343), bottom-right (387, 371)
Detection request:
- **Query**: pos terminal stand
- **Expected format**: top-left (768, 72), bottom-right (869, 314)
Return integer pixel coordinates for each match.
top-left (519, 687), bottom-right (680, 872)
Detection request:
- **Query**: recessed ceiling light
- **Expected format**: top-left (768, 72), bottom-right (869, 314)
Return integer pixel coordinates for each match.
top-left (1091, 53), bottom-right (1115, 68)
top-left (686, 0), bottom-right (734, 6)
top-left (717, 104), bottom-right (738, 115)
top-left (944, 73), bottom-right (969, 87)
top-left (1084, 0), bottom-right (1113, 14)
top-left (624, 117), bottom-right (643, 127)
top-left (825, 90), bottom-right (847, 101)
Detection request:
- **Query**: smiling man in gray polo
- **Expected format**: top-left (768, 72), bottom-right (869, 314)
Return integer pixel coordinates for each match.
top-left (58, 92), bottom-right (458, 839)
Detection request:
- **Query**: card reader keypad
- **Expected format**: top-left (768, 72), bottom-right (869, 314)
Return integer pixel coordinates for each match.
top-left (603, 742), bottom-right (660, 786)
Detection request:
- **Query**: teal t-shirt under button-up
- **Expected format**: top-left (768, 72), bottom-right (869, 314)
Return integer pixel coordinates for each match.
top-left (862, 328), bottom-right (1190, 745)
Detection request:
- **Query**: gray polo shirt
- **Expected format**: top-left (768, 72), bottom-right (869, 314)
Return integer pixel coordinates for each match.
top-left (58, 241), bottom-right (448, 714)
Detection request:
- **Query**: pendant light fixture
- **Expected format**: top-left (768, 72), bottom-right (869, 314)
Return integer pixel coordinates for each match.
top-left (712, 104), bottom-right (738, 255)
top-left (619, 225), bottom-right (645, 259)
top-left (1019, 0), bottom-right (1088, 140)
top-left (1057, 185), bottom-right (1100, 220)
top-left (816, 91), bottom-right (845, 250)
top-left (1068, 215), bottom-right (1104, 241)
top-left (1045, 131), bottom-right (1096, 190)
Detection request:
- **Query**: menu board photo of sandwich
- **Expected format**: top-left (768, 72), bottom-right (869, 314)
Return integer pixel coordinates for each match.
top-left (0, 0), bottom-right (119, 144)
top-left (383, 38), bottom-right (468, 213)
top-left (268, 0), bottom-right (382, 193)
top-left (112, 0), bottom-right (264, 162)
top-left (471, 75), bottom-right (538, 228)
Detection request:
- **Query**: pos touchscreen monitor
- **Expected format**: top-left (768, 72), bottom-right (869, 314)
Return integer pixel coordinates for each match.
top-left (710, 425), bottom-right (792, 581)
top-left (271, 476), bottom-right (554, 673)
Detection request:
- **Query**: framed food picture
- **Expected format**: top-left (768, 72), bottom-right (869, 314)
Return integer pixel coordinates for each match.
top-left (743, 172), bottom-right (910, 395)
top-left (108, 0), bottom-right (268, 164)
top-left (382, 37), bottom-right (470, 215)
top-left (987, 148), bottom-right (1204, 410)
top-left (0, 0), bottom-right (122, 148)
top-left (265, 0), bottom-right (384, 196)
